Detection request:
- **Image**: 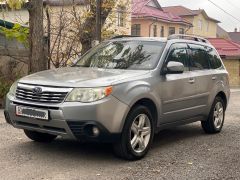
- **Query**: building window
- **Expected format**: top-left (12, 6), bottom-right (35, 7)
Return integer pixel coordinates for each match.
top-left (169, 27), bottom-right (175, 35)
top-left (131, 24), bottom-right (141, 36)
top-left (179, 28), bottom-right (184, 34)
top-left (153, 25), bottom-right (157, 37)
top-left (198, 20), bottom-right (203, 30)
top-left (160, 26), bottom-right (164, 37)
top-left (117, 7), bottom-right (125, 27)
top-left (206, 22), bottom-right (209, 32)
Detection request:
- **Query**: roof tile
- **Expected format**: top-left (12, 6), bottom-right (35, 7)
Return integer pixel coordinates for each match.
top-left (208, 38), bottom-right (240, 57)
top-left (132, 0), bottom-right (192, 25)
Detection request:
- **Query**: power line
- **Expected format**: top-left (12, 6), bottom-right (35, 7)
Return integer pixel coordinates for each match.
top-left (207, 0), bottom-right (240, 23)
top-left (224, 0), bottom-right (240, 11)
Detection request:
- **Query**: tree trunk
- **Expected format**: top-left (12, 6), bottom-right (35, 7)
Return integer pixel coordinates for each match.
top-left (28, 0), bottom-right (47, 74)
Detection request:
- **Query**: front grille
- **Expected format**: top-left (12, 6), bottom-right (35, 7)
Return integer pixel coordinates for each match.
top-left (16, 84), bottom-right (71, 104)
top-left (15, 121), bottom-right (66, 134)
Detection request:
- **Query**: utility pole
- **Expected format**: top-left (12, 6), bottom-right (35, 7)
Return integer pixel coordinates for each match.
top-left (96, 0), bottom-right (102, 42)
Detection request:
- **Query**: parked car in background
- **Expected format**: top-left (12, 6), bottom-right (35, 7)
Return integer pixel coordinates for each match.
top-left (4, 35), bottom-right (230, 160)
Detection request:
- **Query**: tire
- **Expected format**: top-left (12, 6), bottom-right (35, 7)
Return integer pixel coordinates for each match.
top-left (201, 96), bottom-right (226, 134)
top-left (24, 130), bottom-right (57, 143)
top-left (113, 105), bottom-right (154, 160)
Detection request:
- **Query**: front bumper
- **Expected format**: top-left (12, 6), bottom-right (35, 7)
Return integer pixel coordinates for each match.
top-left (4, 94), bottom-right (129, 142)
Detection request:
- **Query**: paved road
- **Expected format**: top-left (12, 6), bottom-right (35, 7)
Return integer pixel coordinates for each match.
top-left (0, 92), bottom-right (240, 180)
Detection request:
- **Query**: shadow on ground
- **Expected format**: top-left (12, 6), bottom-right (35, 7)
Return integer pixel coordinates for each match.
top-left (10, 123), bottom-right (206, 163)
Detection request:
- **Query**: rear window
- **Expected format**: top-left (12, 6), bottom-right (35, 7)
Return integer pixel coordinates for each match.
top-left (206, 47), bottom-right (223, 69)
top-left (76, 41), bottom-right (166, 70)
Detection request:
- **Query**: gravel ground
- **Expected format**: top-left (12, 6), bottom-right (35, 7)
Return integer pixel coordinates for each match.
top-left (0, 92), bottom-right (240, 180)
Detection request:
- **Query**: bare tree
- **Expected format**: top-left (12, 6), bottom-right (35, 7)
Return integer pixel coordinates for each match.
top-left (44, 0), bottom-right (131, 68)
top-left (44, 4), bottom-right (84, 68)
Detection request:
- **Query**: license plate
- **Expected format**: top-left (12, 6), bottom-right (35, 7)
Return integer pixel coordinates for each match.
top-left (16, 106), bottom-right (49, 120)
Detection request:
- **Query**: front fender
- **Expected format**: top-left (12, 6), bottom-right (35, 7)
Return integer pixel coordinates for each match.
top-left (112, 81), bottom-right (161, 130)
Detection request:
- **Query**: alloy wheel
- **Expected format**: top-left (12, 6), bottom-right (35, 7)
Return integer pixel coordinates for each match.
top-left (213, 102), bottom-right (224, 129)
top-left (130, 114), bottom-right (151, 153)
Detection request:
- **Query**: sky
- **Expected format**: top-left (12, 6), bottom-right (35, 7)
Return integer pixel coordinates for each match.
top-left (159, 0), bottom-right (240, 32)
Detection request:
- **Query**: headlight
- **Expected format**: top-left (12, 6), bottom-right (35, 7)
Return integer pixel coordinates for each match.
top-left (9, 81), bottom-right (18, 97)
top-left (65, 86), bottom-right (113, 103)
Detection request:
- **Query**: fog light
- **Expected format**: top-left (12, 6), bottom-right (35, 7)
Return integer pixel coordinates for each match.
top-left (92, 126), bottom-right (100, 136)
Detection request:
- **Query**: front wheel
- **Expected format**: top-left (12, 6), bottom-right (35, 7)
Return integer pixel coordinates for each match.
top-left (113, 105), bottom-right (154, 160)
top-left (24, 130), bottom-right (57, 142)
top-left (201, 96), bottom-right (226, 134)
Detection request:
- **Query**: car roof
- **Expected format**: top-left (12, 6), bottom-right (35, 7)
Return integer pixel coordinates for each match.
top-left (108, 36), bottom-right (214, 49)
top-left (109, 37), bottom-right (168, 43)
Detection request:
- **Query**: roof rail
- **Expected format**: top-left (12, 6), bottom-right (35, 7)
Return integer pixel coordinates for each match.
top-left (168, 34), bottom-right (210, 44)
top-left (111, 35), bottom-right (140, 39)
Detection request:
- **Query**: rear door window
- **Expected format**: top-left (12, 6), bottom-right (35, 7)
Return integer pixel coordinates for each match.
top-left (205, 47), bottom-right (223, 69)
top-left (188, 44), bottom-right (210, 71)
top-left (166, 43), bottom-right (190, 71)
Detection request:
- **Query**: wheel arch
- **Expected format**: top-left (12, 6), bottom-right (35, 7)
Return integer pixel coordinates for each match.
top-left (216, 91), bottom-right (228, 109)
top-left (125, 98), bottom-right (159, 131)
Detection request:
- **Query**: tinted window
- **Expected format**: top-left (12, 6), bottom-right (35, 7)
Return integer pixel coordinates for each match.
top-left (76, 41), bottom-right (165, 70)
top-left (167, 43), bottom-right (189, 71)
top-left (206, 47), bottom-right (222, 69)
top-left (189, 44), bottom-right (210, 70)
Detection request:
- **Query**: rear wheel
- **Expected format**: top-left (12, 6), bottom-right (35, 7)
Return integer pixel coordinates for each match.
top-left (113, 105), bottom-right (154, 160)
top-left (24, 130), bottom-right (57, 142)
top-left (201, 96), bottom-right (225, 134)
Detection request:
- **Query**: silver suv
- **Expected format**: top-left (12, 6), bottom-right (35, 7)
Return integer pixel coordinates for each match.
top-left (4, 35), bottom-right (230, 160)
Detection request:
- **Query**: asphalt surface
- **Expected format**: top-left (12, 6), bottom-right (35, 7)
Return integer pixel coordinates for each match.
top-left (0, 92), bottom-right (240, 180)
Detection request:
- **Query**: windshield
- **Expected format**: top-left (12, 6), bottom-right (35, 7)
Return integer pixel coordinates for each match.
top-left (75, 41), bottom-right (165, 70)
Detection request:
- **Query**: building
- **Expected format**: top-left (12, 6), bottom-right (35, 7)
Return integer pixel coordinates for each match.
top-left (217, 25), bottom-right (230, 39)
top-left (208, 38), bottom-right (240, 87)
top-left (131, 0), bottom-right (192, 37)
top-left (228, 29), bottom-right (240, 45)
top-left (163, 6), bottom-right (220, 38)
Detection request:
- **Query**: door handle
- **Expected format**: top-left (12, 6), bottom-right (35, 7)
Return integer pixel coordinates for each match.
top-left (188, 78), bottom-right (195, 84)
top-left (212, 76), bottom-right (217, 80)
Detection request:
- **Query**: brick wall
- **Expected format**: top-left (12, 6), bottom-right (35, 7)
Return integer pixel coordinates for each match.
top-left (223, 59), bottom-right (240, 87)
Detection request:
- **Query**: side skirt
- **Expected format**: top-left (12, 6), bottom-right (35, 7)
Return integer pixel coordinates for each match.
top-left (155, 115), bottom-right (207, 133)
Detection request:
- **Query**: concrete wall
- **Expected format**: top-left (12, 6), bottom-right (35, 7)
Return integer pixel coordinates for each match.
top-left (223, 59), bottom-right (240, 87)
top-left (0, 34), bottom-right (29, 78)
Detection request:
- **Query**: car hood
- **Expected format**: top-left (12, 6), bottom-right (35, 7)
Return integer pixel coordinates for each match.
top-left (19, 67), bottom-right (149, 87)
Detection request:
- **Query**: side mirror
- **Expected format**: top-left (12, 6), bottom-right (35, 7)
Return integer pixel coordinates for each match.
top-left (164, 61), bottom-right (184, 74)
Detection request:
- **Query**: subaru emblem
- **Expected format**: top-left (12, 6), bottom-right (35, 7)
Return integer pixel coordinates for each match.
top-left (33, 87), bottom-right (42, 94)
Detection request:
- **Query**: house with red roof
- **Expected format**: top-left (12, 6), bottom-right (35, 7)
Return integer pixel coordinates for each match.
top-left (163, 6), bottom-right (220, 38)
top-left (208, 38), bottom-right (240, 86)
top-left (131, 0), bottom-right (192, 37)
